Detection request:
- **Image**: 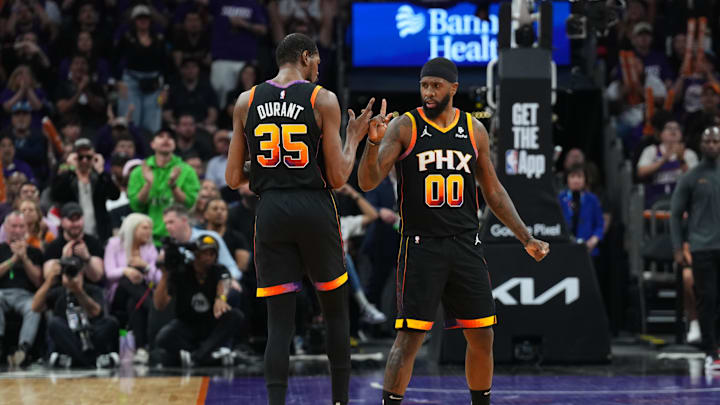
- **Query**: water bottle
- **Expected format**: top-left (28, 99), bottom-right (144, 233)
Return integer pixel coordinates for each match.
top-left (119, 329), bottom-right (136, 365)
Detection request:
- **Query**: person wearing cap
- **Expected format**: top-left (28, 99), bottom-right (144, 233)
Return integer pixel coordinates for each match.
top-left (51, 138), bottom-right (120, 242)
top-left (0, 97), bottom-right (48, 183)
top-left (153, 232), bottom-right (244, 368)
top-left (206, 129), bottom-right (231, 189)
top-left (115, 4), bottom-right (167, 134)
top-left (42, 202), bottom-right (105, 285)
top-left (32, 230), bottom-right (119, 369)
top-left (671, 126), bottom-right (720, 372)
top-left (685, 83), bottom-right (720, 153)
top-left (127, 129), bottom-right (200, 243)
top-left (629, 21), bottom-right (673, 86)
top-left (162, 56), bottom-right (219, 132)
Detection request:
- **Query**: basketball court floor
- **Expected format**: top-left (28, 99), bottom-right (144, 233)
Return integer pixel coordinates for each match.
top-left (2, 338), bottom-right (719, 404)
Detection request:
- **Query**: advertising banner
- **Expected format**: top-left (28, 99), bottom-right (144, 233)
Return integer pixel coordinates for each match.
top-left (479, 48), bottom-right (570, 243)
top-left (351, 2), bottom-right (570, 68)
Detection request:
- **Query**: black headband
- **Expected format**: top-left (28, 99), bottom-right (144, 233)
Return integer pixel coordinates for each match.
top-left (420, 57), bottom-right (458, 83)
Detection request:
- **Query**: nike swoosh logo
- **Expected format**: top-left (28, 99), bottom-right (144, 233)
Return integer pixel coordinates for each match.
top-left (389, 394), bottom-right (403, 400)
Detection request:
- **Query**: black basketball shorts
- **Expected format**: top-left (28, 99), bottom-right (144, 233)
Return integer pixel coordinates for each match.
top-left (253, 189), bottom-right (347, 297)
top-left (395, 229), bottom-right (496, 331)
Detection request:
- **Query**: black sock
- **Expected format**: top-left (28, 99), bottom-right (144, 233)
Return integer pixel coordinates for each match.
top-left (317, 285), bottom-right (351, 404)
top-left (470, 388), bottom-right (491, 405)
top-left (267, 384), bottom-right (287, 405)
top-left (382, 390), bottom-right (403, 404)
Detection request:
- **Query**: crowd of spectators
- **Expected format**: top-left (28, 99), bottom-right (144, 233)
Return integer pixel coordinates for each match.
top-left (0, 0), bottom-right (371, 370)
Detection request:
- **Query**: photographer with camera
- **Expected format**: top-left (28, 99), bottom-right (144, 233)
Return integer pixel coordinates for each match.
top-left (31, 255), bottom-right (119, 368)
top-left (154, 234), bottom-right (243, 367)
top-left (42, 202), bottom-right (105, 285)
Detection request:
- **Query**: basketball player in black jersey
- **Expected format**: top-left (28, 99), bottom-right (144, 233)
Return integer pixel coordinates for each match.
top-left (225, 33), bottom-right (375, 405)
top-left (358, 57), bottom-right (550, 405)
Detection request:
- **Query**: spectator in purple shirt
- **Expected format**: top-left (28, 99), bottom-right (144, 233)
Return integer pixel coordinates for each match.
top-left (207, 0), bottom-right (267, 107)
top-left (0, 134), bottom-right (35, 184)
top-left (630, 22), bottom-right (674, 86)
top-left (0, 65), bottom-right (48, 128)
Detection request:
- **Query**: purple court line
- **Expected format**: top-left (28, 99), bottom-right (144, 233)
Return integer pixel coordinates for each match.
top-left (203, 374), bottom-right (720, 404)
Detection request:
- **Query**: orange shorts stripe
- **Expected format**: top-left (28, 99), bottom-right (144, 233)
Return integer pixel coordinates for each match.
top-left (395, 318), bottom-right (434, 331)
top-left (314, 272), bottom-right (348, 292)
top-left (256, 281), bottom-right (303, 297)
top-left (445, 315), bottom-right (497, 329)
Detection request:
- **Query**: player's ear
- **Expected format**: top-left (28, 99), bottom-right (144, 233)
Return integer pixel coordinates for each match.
top-left (451, 82), bottom-right (459, 96)
top-left (301, 50), bottom-right (310, 66)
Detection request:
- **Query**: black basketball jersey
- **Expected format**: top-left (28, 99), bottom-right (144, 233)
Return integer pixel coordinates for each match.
top-left (396, 107), bottom-right (480, 237)
top-left (244, 81), bottom-right (328, 194)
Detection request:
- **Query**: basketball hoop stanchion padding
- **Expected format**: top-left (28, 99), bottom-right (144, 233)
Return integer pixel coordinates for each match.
top-left (440, 48), bottom-right (611, 364)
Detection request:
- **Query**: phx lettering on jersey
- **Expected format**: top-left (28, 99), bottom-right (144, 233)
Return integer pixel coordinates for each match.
top-left (257, 101), bottom-right (305, 121)
top-left (417, 150), bottom-right (473, 173)
top-left (505, 102), bottom-right (546, 179)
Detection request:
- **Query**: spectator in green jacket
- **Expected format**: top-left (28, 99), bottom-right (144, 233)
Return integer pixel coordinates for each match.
top-left (127, 128), bottom-right (200, 244)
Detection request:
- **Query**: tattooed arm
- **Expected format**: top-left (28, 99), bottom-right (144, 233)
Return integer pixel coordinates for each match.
top-left (472, 118), bottom-right (549, 261)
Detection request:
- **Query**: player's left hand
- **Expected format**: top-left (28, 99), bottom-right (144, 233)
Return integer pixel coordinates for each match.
top-left (524, 238), bottom-right (550, 262)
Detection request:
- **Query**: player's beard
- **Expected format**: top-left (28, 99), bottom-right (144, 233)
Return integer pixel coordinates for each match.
top-left (422, 94), bottom-right (451, 119)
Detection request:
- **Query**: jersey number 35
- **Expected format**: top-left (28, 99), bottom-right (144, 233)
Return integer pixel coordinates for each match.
top-left (255, 123), bottom-right (309, 169)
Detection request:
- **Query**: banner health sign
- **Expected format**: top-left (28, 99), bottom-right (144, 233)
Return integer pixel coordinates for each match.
top-left (351, 2), bottom-right (570, 68)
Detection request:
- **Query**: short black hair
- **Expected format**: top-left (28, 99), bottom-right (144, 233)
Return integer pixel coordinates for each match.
top-left (275, 33), bottom-right (318, 66)
top-left (163, 204), bottom-right (189, 218)
top-left (566, 163), bottom-right (586, 179)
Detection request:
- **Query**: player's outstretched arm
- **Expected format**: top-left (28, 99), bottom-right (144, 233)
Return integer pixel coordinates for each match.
top-left (358, 100), bottom-right (407, 191)
top-left (472, 118), bottom-right (549, 262)
top-left (226, 91), bottom-right (251, 189)
top-left (318, 89), bottom-right (375, 188)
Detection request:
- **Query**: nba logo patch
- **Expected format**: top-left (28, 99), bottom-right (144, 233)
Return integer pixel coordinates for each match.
top-left (505, 149), bottom-right (518, 175)
top-left (280, 90), bottom-right (286, 100)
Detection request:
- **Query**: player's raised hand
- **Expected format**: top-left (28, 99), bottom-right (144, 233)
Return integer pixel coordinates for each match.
top-left (524, 238), bottom-right (550, 262)
top-left (369, 98), bottom-right (392, 145)
top-left (346, 97), bottom-right (375, 141)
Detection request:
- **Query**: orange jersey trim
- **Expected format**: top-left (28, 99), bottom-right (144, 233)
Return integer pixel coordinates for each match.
top-left (466, 113), bottom-right (478, 157)
top-left (445, 315), bottom-right (497, 329)
top-left (310, 85), bottom-right (323, 108)
top-left (314, 272), bottom-right (348, 291)
top-left (417, 107), bottom-right (460, 133)
top-left (395, 318), bottom-right (434, 331)
top-left (398, 112), bottom-right (417, 160)
top-left (257, 281), bottom-right (303, 297)
top-left (248, 85), bottom-right (257, 108)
